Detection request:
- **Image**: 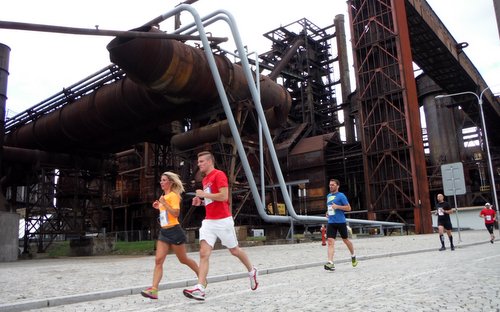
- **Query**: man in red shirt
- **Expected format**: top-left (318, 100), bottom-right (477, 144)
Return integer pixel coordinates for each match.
top-left (183, 151), bottom-right (258, 301)
top-left (479, 202), bottom-right (496, 244)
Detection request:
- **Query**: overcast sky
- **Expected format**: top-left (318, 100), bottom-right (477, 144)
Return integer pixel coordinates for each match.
top-left (0, 0), bottom-right (498, 117)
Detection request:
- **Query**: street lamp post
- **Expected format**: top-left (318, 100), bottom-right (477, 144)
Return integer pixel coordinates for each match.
top-left (435, 87), bottom-right (499, 237)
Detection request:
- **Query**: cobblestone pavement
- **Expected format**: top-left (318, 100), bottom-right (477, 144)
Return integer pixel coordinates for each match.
top-left (0, 230), bottom-right (498, 311)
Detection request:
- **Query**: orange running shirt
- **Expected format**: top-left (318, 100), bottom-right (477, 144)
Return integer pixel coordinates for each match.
top-left (159, 191), bottom-right (180, 228)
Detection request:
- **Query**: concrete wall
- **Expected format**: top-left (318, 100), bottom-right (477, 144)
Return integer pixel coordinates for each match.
top-left (69, 236), bottom-right (116, 257)
top-left (0, 211), bottom-right (20, 261)
top-left (432, 206), bottom-right (492, 230)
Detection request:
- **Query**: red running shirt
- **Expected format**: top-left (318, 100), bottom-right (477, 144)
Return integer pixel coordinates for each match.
top-left (202, 169), bottom-right (231, 220)
top-left (480, 208), bottom-right (496, 225)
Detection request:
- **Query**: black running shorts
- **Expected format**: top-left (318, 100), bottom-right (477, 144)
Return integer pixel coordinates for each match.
top-left (438, 218), bottom-right (453, 230)
top-left (486, 224), bottom-right (494, 234)
top-left (158, 225), bottom-right (187, 245)
top-left (326, 223), bottom-right (349, 239)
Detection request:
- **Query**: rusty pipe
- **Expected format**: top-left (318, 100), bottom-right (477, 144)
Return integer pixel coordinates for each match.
top-left (170, 120), bottom-right (231, 150)
top-left (106, 26), bottom-right (291, 113)
top-left (170, 103), bottom-right (289, 150)
top-left (0, 43), bottom-right (10, 169)
top-left (5, 78), bottom-right (177, 152)
top-left (268, 37), bottom-right (304, 80)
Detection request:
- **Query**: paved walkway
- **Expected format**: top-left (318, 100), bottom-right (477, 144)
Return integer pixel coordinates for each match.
top-left (0, 230), bottom-right (496, 311)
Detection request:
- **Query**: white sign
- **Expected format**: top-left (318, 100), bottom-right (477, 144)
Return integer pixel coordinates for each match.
top-left (441, 162), bottom-right (466, 196)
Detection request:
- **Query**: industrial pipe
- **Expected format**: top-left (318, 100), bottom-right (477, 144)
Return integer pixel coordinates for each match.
top-left (106, 26), bottom-right (291, 115)
top-left (0, 20), bottom-right (227, 43)
top-left (5, 77), bottom-right (178, 152)
top-left (170, 104), bottom-right (288, 150)
top-left (170, 120), bottom-right (231, 150)
top-left (268, 37), bottom-right (304, 80)
top-left (0, 43), bottom-right (9, 166)
top-left (0, 43), bottom-right (10, 212)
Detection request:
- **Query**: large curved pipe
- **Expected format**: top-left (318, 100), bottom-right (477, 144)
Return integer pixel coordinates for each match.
top-left (106, 26), bottom-right (291, 116)
top-left (181, 9), bottom-right (406, 228)
top-left (5, 78), bottom-right (179, 152)
top-left (107, 24), bottom-right (291, 152)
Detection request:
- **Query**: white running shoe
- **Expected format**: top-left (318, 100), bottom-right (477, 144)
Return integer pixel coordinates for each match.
top-left (183, 284), bottom-right (206, 301)
top-left (249, 267), bottom-right (259, 290)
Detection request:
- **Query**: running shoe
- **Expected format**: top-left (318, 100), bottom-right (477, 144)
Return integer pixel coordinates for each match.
top-left (450, 245), bottom-right (455, 251)
top-left (324, 262), bottom-right (335, 271)
top-left (438, 246), bottom-right (446, 251)
top-left (183, 284), bottom-right (205, 301)
top-left (491, 239), bottom-right (494, 244)
top-left (249, 267), bottom-right (259, 290)
top-left (351, 256), bottom-right (358, 267)
top-left (140, 287), bottom-right (158, 299)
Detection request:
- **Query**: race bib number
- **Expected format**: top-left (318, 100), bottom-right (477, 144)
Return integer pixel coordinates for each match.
top-left (204, 186), bottom-right (213, 206)
top-left (159, 210), bottom-right (168, 227)
top-left (437, 208), bottom-right (444, 216)
top-left (486, 215), bottom-right (492, 221)
top-left (327, 204), bottom-right (335, 216)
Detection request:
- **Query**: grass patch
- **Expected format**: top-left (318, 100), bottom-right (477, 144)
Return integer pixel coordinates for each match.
top-left (113, 240), bottom-right (156, 255)
top-left (246, 236), bottom-right (266, 242)
top-left (42, 238), bottom-right (270, 257)
top-left (47, 241), bottom-right (70, 257)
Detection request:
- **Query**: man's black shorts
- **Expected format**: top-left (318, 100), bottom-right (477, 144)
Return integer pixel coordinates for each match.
top-left (326, 223), bottom-right (349, 239)
top-left (438, 218), bottom-right (453, 230)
